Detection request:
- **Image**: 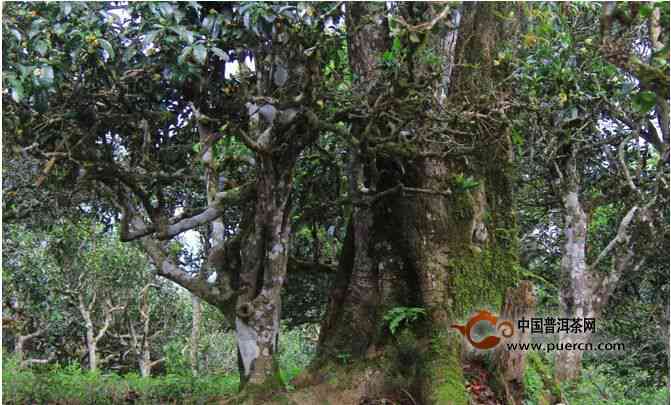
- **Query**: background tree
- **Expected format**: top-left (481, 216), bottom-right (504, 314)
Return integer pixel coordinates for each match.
top-left (508, 2), bottom-right (669, 381)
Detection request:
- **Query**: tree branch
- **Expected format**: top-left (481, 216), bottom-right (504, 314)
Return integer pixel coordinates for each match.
top-left (588, 205), bottom-right (638, 271)
top-left (117, 184), bottom-right (251, 242)
top-left (95, 299), bottom-right (125, 343)
top-left (141, 238), bottom-right (236, 310)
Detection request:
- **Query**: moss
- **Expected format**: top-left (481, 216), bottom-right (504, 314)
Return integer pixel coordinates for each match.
top-left (422, 333), bottom-right (469, 405)
top-left (236, 359), bottom-right (287, 405)
top-left (525, 353), bottom-right (561, 404)
top-left (448, 247), bottom-right (519, 319)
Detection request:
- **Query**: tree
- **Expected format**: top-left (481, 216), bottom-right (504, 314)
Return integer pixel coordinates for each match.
top-left (4, 2), bottom-right (668, 402)
top-left (3, 225), bottom-right (61, 368)
top-left (301, 3), bottom-right (524, 403)
top-left (47, 221), bottom-right (152, 371)
top-left (2, 1), bottom-right (344, 391)
top-left (115, 281), bottom-right (165, 377)
top-left (509, 2), bottom-right (669, 381)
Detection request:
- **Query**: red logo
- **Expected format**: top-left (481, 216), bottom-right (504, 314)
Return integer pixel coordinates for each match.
top-left (451, 310), bottom-right (514, 349)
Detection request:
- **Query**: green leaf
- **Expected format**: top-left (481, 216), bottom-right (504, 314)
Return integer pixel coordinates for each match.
top-left (10, 29), bottom-right (22, 42)
top-left (34, 40), bottom-right (48, 57)
top-left (409, 33), bottom-right (421, 43)
top-left (158, 3), bottom-right (174, 17)
top-left (632, 91), bottom-right (657, 113)
top-left (143, 30), bottom-right (162, 48)
top-left (178, 46), bottom-right (193, 65)
top-left (639, 5), bottom-right (653, 18)
top-left (511, 127), bottom-right (524, 146)
top-left (61, 2), bottom-right (73, 16)
top-left (392, 37), bottom-right (402, 52)
top-left (98, 39), bottom-right (115, 61)
top-left (39, 65), bottom-right (54, 86)
top-left (193, 45), bottom-right (207, 65)
top-left (123, 46), bottom-right (137, 63)
top-left (210, 47), bottom-right (229, 62)
top-left (203, 16), bottom-right (214, 32)
top-left (9, 80), bottom-right (24, 103)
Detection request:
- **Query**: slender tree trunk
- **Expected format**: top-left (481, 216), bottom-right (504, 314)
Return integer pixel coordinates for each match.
top-left (190, 295), bottom-right (201, 376)
top-left (554, 148), bottom-right (646, 382)
top-left (15, 329), bottom-right (48, 368)
top-left (79, 294), bottom-right (100, 371)
top-left (77, 292), bottom-right (123, 372)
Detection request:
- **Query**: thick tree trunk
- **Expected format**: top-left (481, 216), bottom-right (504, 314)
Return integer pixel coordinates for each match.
top-left (316, 2), bottom-right (389, 360)
top-left (308, 3), bottom-right (521, 404)
top-left (555, 175), bottom-right (592, 382)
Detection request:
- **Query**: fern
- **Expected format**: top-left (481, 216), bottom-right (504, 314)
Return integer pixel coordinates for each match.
top-left (383, 306), bottom-right (426, 335)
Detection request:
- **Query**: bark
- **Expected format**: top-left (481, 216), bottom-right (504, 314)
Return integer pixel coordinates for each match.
top-left (554, 158), bottom-right (592, 382)
top-left (231, 58), bottom-right (322, 391)
top-left (15, 328), bottom-right (54, 368)
top-left (316, 1), bottom-right (390, 360)
top-left (493, 281), bottom-right (536, 405)
top-left (555, 153), bottom-right (646, 382)
top-left (310, 3), bottom-right (521, 404)
top-left (122, 283), bottom-right (164, 378)
top-left (190, 295), bottom-right (202, 376)
top-left (77, 292), bottom-right (124, 371)
top-left (234, 151), bottom-right (294, 388)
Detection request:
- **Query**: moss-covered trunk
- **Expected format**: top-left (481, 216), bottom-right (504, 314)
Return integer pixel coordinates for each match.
top-left (308, 3), bottom-right (522, 404)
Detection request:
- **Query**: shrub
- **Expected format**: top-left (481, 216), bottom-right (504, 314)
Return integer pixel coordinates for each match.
top-left (560, 364), bottom-right (669, 405)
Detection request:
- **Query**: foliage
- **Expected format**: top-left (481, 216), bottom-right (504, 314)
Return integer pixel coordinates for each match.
top-left (452, 173), bottom-right (480, 192)
top-left (560, 364), bottom-right (669, 405)
top-left (383, 306), bottom-right (427, 335)
top-left (1, 1), bottom-right (669, 402)
top-left (2, 354), bottom-right (239, 404)
top-left (2, 322), bottom-right (319, 403)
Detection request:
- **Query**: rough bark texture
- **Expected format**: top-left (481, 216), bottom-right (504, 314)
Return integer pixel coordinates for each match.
top-left (231, 48), bottom-right (322, 391)
top-left (493, 281), bottom-right (536, 404)
top-left (316, 1), bottom-right (390, 361)
top-left (308, 3), bottom-right (521, 404)
top-left (555, 167), bottom-right (592, 382)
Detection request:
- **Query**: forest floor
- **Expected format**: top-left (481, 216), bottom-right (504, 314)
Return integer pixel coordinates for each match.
top-left (463, 360), bottom-right (502, 405)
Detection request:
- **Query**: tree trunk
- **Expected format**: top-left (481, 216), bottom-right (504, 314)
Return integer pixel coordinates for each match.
top-left (554, 168), bottom-right (591, 382)
top-left (235, 154), bottom-right (293, 389)
top-left (87, 329), bottom-right (98, 371)
top-left (77, 292), bottom-right (123, 372)
top-left (307, 3), bottom-right (521, 404)
top-left (494, 281), bottom-right (536, 404)
top-left (190, 294), bottom-right (201, 376)
top-left (15, 328), bottom-right (49, 368)
top-left (315, 1), bottom-right (390, 361)
top-left (554, 153), bottom-right (643, 382)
